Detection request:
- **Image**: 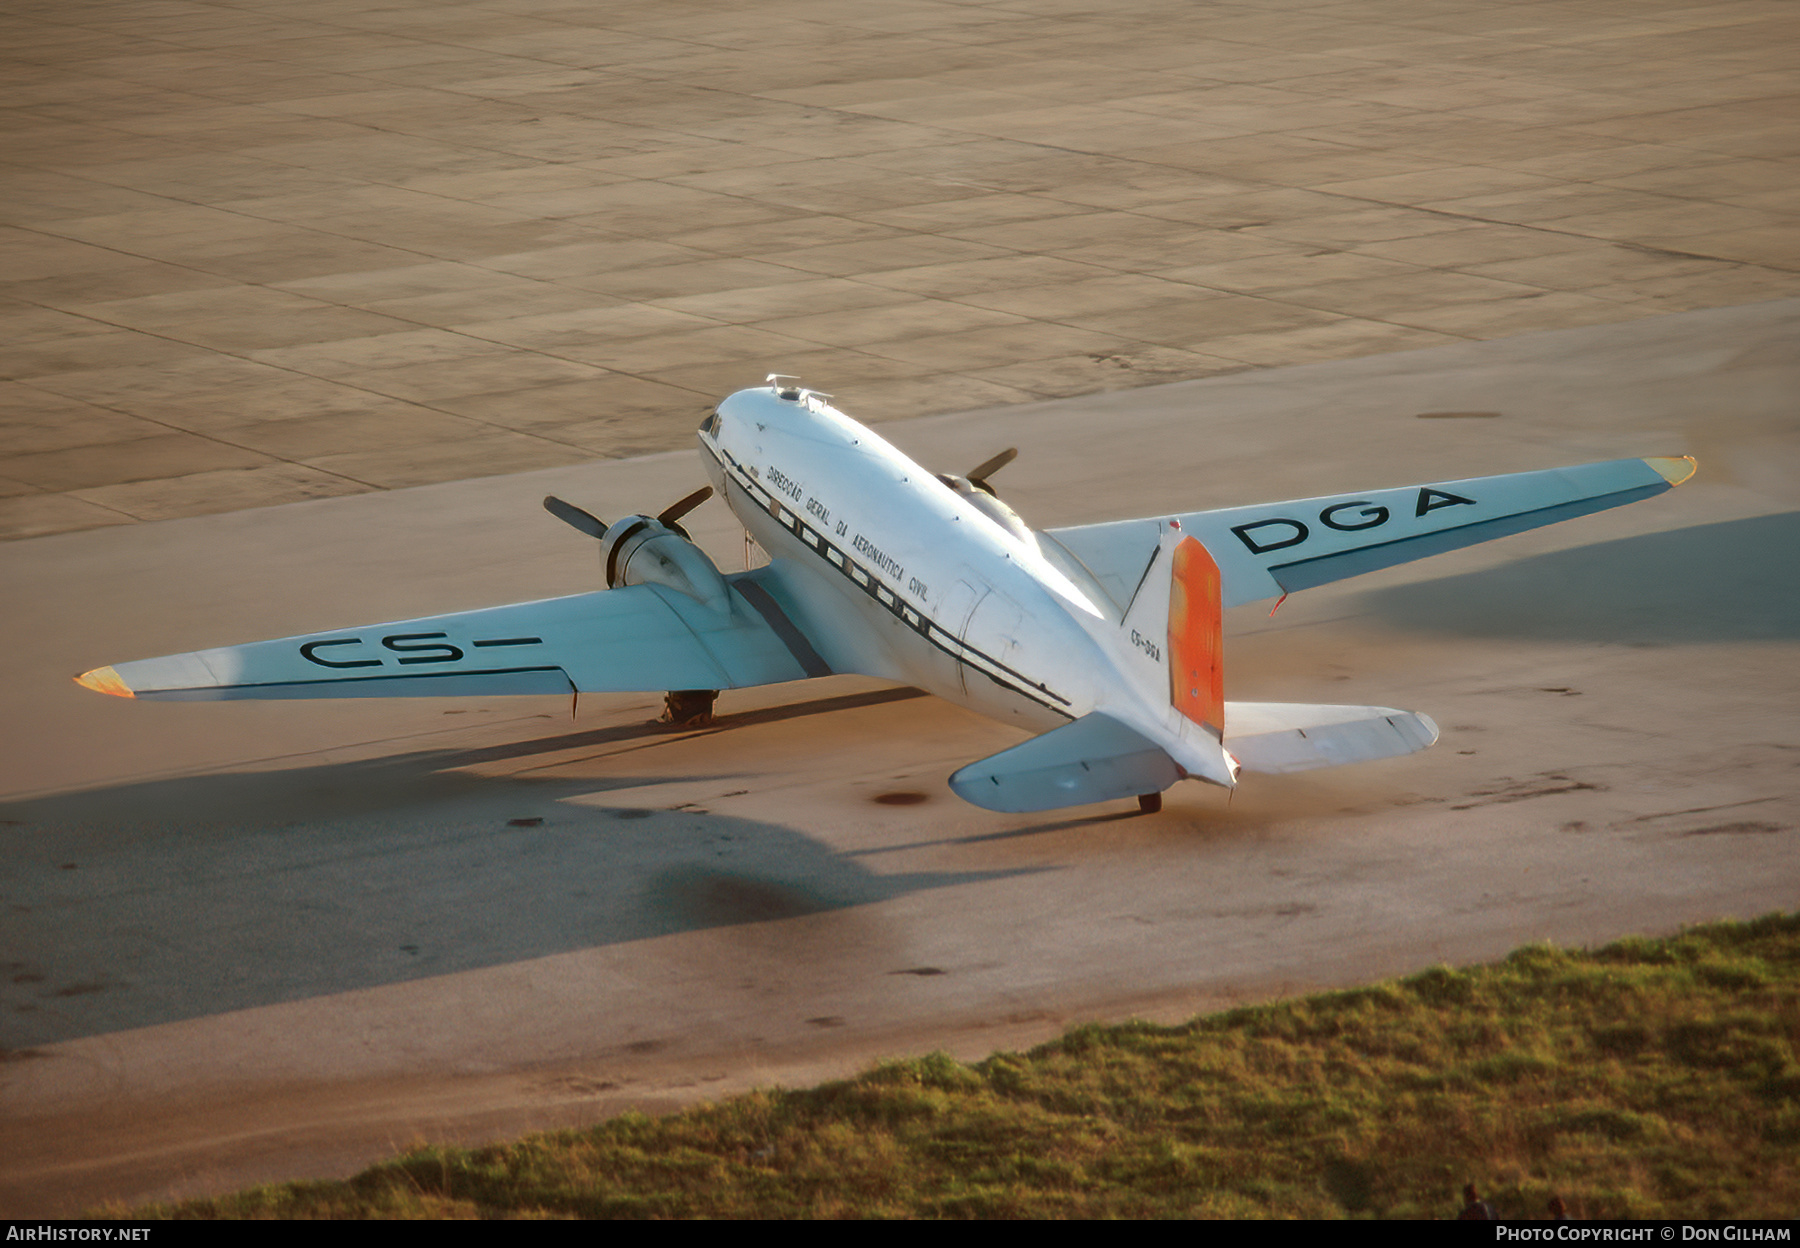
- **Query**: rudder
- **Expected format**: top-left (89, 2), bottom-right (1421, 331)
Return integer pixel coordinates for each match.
top-left (1169, 535), bottom-right (1224, 740)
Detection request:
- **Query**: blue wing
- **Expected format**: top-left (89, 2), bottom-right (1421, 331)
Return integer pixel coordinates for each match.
top-left (77, 566), bottom-right (830, 701)
top-left (1044, 456), bottom-right (1694, 610)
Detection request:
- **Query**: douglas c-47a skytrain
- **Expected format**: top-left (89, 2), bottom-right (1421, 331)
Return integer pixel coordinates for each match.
top-left (77, 377), bottom-right (1695, 815)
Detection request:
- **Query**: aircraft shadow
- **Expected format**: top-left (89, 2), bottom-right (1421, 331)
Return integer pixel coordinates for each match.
top-left (1359, 512), bottom-right (1800, 644)
top-left (850, 806), bottom-right (1145, 857)
top-left (0, 689), bottom-right (1028, 1049)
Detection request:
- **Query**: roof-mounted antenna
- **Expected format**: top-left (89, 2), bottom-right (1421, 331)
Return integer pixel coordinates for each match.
top-left (766, 374), bottom-right (802, 400)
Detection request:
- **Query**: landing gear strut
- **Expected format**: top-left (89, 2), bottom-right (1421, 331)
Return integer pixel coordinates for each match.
top-left (1137, 792), bottom-right (1162, 815)
top-left (661, 689), bottom-right (718, 728)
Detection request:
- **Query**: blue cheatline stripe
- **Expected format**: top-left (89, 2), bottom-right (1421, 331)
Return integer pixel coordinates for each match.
top-left (732, 577), bottom-right (833, 678)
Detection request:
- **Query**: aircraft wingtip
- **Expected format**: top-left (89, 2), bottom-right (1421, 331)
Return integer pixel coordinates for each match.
top-left (75, 666), bottom-right (134, 698)
top-left (1645, 455), bottom-right (1698, 486)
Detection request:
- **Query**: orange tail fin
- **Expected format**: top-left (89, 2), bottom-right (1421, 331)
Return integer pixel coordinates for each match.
top-left (1169, 535), bottom-right (1224, 740)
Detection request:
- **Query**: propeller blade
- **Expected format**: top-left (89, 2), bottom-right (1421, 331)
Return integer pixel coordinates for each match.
top-left (543, 495), bottom-right (608, 539)
top-left (967, 447), bottom-right (1017, 494)
top-left (658, 485), bottom-right (713, 526)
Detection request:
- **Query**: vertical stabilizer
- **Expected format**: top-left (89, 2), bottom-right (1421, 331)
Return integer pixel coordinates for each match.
top-left (1169, 535), bottom-right (1224, 741)
top-left (1116, 528), bottom-right (1238, 789)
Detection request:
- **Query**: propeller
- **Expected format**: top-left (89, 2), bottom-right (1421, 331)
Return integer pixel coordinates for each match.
top-left (966, 447), bottom-right (1017, 497)
top-left (542, 485), bottom-right (713, 541)
top-left (657, 485), bottom-right (713, 531)
top-left (543, 494), bottom-right (607, 538)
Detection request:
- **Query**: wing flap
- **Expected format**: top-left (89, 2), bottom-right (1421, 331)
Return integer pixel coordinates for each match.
top-left (1047, 456), bottom-right (1693, 608)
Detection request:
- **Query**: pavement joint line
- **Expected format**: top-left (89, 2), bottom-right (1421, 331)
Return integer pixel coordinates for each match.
top-left (3, 0), bottom-right (1796, 540)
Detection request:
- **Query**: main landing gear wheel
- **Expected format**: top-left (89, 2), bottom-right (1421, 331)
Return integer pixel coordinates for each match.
top-left (1137, 792), bottom-right (1162, 815)
top-left (661, 689), bottom-right (717, 729)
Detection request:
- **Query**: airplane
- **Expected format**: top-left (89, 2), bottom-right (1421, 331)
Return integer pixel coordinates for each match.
top-left (75, 375), bottom-right (1695, 815)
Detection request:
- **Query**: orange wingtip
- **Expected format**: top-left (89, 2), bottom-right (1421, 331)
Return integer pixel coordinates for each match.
top-left (1645, 455), bottom-right (1697, 486)
top-left (75, 666), bottom-right (134, 698)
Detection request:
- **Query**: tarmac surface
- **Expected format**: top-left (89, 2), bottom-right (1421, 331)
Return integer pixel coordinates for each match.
top-left (5, 0), bottom-right (1798, 540)
top-left (2, 0), bottom-right (1798, 1217)
top-left (1, 299), bottom-right (1796, 1214)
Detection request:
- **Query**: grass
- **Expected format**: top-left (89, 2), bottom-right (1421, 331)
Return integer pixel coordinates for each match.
top-left (136, 913), bottom-right (1799, 1218)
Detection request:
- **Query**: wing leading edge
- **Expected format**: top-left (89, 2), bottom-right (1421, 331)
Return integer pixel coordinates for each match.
top-left (77, 565), bottom-right (831, 701)
top-left (1046, 455), bottom-right (1695, 610)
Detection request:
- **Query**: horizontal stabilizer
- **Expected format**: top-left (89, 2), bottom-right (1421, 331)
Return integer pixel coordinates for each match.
top-left (1225, 702), bottom-right (1438, 774)
top-left (950, 712), bottom-right (1181, 813)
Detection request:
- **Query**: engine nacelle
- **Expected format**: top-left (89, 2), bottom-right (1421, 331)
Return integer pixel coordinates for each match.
top-left (599, 516), bottom-right (730, 613)
top-left (938, 474), bottom-right (1032, 543)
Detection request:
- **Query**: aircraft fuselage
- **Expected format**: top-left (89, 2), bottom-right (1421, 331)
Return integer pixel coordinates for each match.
top-left (702, 388), bottom-right (1111, 725)
top-left (698, 386), bottom-right (1235, 787)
